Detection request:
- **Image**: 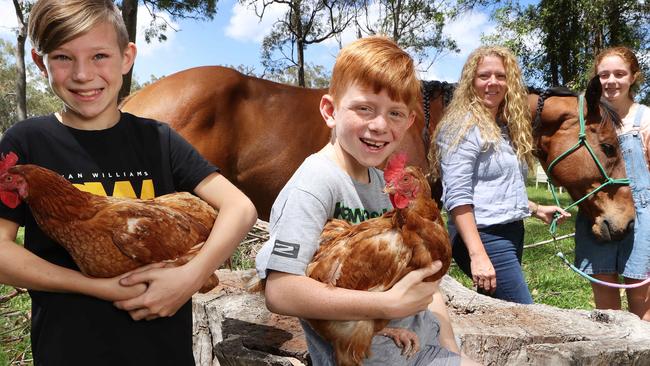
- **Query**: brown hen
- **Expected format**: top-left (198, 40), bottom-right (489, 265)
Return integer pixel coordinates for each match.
top-left (0, 152), bottom-right (219, 292)
top-left (305, 153), bottom-right (452, 366)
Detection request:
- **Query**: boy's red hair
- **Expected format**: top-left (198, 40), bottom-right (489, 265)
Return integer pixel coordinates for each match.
top-left (329, 36), bottom-right (421, 117)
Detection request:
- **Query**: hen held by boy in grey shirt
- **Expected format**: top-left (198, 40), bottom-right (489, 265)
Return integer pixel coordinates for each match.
top-left (256, 153), bottom-right (459, 366)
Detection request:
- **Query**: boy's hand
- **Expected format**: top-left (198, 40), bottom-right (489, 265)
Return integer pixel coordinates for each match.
top-left (113, 263), bottom-right (202, 321)
top-left (382, 261), bottom-right (442, 319)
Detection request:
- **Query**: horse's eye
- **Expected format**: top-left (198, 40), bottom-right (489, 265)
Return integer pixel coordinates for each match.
top-left (600, 143), bottom-right (616, 157)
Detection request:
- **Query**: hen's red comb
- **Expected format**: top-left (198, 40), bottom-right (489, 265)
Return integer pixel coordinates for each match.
top-left (384, 152), bottom-right (408, 183)
top-left (0, 152), bottom-right (18, 173)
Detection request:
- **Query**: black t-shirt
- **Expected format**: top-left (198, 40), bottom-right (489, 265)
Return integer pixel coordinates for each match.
top-left (0, 113), bottom-right (218, 366)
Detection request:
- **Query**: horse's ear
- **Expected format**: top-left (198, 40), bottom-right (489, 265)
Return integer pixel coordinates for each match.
top-left (585, 75), bottom-right (602, 119)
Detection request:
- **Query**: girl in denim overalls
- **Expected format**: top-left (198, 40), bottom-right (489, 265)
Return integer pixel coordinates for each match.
top-left (574, 46), bottom-right (650, 321)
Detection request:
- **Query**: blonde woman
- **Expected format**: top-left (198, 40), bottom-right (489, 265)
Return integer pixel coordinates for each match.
top-left (431, 46), bottom-right (569, 303)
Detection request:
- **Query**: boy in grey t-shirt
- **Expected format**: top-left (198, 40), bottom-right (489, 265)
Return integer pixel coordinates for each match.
top-left (255, 36), bottom-right (472, 366)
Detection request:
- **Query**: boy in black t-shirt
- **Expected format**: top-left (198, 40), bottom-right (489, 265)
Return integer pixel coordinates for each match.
top-left (0, 0), bottom-right (257, 364)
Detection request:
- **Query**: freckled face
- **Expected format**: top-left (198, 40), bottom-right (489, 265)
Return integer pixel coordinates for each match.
top-left (473, 55), bottom-right (507, 116)
top-left (324, 82), bottom-right (415, 177)
top-left (597, 55), bottom-right (635, 102)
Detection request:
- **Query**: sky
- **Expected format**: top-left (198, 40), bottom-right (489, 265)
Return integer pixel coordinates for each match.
top-left (0, 0), bottom-right (507, 84)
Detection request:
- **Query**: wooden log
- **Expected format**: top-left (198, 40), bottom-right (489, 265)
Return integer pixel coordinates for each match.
top-left (192, 270), bottom-right (650, 366)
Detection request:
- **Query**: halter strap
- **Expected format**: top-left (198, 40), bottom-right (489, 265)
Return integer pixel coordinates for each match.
top-left (544, 95), bottom-right (630, 235)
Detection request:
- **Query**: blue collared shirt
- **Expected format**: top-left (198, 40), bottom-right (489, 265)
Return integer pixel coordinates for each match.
top-left (438, 124), bottom-right (530, 228)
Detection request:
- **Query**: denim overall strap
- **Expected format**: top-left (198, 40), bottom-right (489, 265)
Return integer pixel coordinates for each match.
top-left (617, 104), bottom-right (650, 279)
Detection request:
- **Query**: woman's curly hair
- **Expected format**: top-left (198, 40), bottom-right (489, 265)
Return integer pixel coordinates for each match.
top-left (430, 46), bottom-right (534, 178)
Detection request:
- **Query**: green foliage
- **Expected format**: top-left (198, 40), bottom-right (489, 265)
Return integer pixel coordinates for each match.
top-left (485, 0), bottom-right (649, 97)
top-left (116, 0), bottom-right (218, 42)
top-left (228, 63), bottom-right (331, 88)
top-left (265, 63), bottom-right (331, 88)
top-left (0, 229), bottom-right (30, 366)
top-left (355, 0), bottom-right (462, 65)
top-left (0, 39), bottom-right (61, 133)
top-left (251, 0), bottom-right (352, 86)
top-left (0, 286), bottom-right (31, 366)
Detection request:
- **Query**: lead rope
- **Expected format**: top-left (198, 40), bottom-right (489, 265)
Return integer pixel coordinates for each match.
top-left (544, 95), bottom-right (644, 288)
top-left (545, 95), bottom-right (630, 235)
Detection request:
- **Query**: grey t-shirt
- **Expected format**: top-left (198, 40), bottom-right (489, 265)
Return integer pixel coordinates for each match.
top-left (256, 153), bottom-right (391, 278)
top-left (255, 153), bottom-right (458, 366)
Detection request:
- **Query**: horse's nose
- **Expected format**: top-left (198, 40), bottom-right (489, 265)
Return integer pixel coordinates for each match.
top-left (600, 219), bottom-right (613, 241)
top-left (600, 218), bottom-right (632, 242)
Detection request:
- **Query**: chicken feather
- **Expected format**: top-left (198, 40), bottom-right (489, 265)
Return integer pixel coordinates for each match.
top-left (305, 157), bottom-right (451, 366)
top-left (0, 159), bottom-right (219, 293)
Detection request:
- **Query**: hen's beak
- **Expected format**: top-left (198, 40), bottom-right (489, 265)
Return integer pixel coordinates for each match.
top-left (384, 182), bottom-right (396, 195)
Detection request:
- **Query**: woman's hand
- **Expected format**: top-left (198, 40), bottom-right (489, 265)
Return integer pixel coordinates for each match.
top-left (469, 253), bottom-right (496, 293)
top-left (531, 202), bottom-right (571, 225)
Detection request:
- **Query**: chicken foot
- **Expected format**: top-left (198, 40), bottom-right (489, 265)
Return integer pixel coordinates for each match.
top-left (377, 327), bottom-right (420, 359)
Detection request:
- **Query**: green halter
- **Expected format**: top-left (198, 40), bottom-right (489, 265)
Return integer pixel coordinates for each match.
top-left (544, 95), bottom-right (630, 235)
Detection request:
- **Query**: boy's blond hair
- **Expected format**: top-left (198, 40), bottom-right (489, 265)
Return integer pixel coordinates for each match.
top-left (329, 36), bottom-right (421, 115)
top-left (28, 0), bottom-right (129, 55)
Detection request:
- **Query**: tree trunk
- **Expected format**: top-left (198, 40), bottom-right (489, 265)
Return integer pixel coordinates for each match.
top-left (119, 0), bottom-right (138, 102)
top-left (292, 0), bottom-right (306, 87)
top-left (192, 270), bottom-right (650, 366)
top-left (13, 0), bottom-right (27, 122)
top-left (392, 0), bottom-right (402, 42)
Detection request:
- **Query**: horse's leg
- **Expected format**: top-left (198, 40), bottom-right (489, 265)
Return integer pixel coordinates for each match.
top-left (590, 273), bottom-right (622, 309)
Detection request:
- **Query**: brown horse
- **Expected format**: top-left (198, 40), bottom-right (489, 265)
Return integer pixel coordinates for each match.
top-left (121, 66), bottom-right (634, 240)
top-left (528, 77), bottom-right (634, 241)
top-left (120, 66), bottom-right (451, 221)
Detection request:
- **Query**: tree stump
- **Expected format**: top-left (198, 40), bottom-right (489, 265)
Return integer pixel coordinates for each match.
top-left (192, 270), bottom-right (650, 366)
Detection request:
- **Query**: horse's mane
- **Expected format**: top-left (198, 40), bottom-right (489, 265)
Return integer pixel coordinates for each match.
top-left (422, 80), bottom-right (456, 106)
top-left (420, 80), bottom-right (457, 147)
top-left (529, 85), bottom-right (622, 134)
top-left (599, 100), bottom-right (623, 128)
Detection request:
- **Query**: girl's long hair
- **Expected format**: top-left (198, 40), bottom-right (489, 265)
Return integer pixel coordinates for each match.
top-left (430, 46), bottom-right (534, 177)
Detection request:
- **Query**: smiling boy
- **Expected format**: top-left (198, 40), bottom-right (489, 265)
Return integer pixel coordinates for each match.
top-left (0, 0), bottom-right (257, 364)
top-left (255, 36), bottom-right (471, 366)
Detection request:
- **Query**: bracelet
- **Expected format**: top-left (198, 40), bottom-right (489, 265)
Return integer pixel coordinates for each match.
top-left (531, 202), bottom-right (538, 215)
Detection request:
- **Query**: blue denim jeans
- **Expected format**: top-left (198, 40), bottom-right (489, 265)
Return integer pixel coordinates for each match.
top-left (448, 220), bottom-right (533, 304)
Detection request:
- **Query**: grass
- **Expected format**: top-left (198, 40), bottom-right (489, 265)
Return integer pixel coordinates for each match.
top-left (448, 181), bottom-right (598, 310)
top-left (0, 183), bottom-right (607, 365)
top-left (0, 230), bottom-right (31, 366)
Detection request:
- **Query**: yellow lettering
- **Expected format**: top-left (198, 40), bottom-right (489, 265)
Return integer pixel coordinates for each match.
top-left (140, 179), bottom-right (154, 199)
top-left (73, 182), bottom-right (108, 196)
top-left (113, 181), bottom-right (137, 198)
top-left (73, 179), bottom-right (155, 199)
